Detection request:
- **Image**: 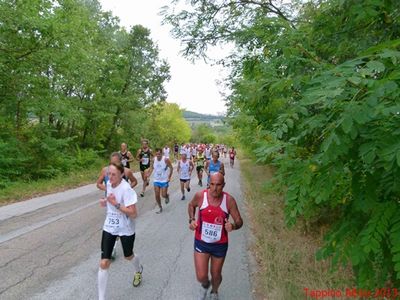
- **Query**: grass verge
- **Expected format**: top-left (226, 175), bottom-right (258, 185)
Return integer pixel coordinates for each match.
top-left (240, 155), bottom-right (353, 299)
top-left (0, 162), bottom-right (106, 206)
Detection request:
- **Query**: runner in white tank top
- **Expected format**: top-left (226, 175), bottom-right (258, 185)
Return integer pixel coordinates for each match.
top-left (177, 153), bottom-right (194, 200)
top-left (163, 146), bottom-right (170, 159)
top-left (147, 148), bottom-right (173, 214)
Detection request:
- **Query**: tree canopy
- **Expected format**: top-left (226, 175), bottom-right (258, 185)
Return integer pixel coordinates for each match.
top-left (164, 0), bottom-right (400, 288)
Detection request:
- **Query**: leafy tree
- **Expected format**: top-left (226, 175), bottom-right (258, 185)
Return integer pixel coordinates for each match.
top-left (164, 0), bottom-right (400, 288)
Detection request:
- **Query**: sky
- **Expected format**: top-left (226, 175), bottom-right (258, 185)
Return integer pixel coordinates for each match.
top-left (99, 0), bottom-right (230, 115)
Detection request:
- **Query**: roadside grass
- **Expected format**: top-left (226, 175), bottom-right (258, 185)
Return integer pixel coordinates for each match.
top-left (0, 157), bottom-right (141, 206)
top-left (240, 155), bottom-right (353, 299)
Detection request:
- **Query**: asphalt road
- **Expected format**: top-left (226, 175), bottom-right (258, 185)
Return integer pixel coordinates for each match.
top-left (0, 157), bottom-right (253, 300)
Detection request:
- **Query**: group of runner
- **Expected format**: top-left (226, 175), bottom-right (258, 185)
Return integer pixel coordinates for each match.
top-left (95, 140), bottom-right (241, 300)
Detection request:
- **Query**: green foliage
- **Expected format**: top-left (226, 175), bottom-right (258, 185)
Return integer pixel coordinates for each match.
top-left (0, 0), bottom-right (170, 184)
top-left (165, 0), bottom-right (400, 288)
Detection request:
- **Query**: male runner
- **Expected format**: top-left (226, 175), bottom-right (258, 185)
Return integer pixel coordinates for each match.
top-left (98, 163), bottom-right (143, 300)
top-left (177, 153), bottom-right (194, 200)
top-left (136, 139), bottom-right (152, 197)
top-left (195, 147), bottom-right (206, 187)
top-left (205, 151), bottom-right (225, 188)
top-left (146, 148), bottom-right (173, 214)
top-left (119, 143), bottom-right (134, 169)
top-left (188, 173), bottom-right (243, 300)
top-left (229, 147), bottom-right (237, 168)
top-left (163, 145), bottom-right (170, 159)
top-left (174, 143), bottom-right (179, 161)
top-left (205, 144), bottom-right (212, 161)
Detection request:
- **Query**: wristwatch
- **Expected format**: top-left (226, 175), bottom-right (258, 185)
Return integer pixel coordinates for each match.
top-left (114, 203), bottom-right (121, 210)
top-left (189, 218), bottom-right (195, 224)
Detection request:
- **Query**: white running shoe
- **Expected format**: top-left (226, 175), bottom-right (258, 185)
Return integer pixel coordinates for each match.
top-left (210, 292), bottom-right (219, 300)
top-left (198, 281), bottom-right (210, 300)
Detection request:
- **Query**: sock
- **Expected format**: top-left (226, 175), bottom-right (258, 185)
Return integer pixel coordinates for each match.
top-left (98, 268), bottom-right (108, 300)
top-left (132, 254), bottom-right (141, 273)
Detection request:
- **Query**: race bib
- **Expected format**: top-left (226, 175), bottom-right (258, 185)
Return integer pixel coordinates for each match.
top-left (142, 157), bottom-right (149, 165)
top-left (105, 212), bottom-right (124, 233)
top-left (121, 159), bottom-right (127, 166)
top-left (201, 222), bottom-right (222, 243)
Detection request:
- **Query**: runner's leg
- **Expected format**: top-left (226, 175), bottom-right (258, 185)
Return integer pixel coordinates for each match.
top-left (210, 256), bottom-right (226, 294)
top-left (195, 251), bottom-right (211, 299)
top-left (154, 185), bottom-right (162, 212)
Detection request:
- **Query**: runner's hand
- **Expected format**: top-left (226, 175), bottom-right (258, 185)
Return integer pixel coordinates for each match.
top-left (107, 193), bottom-right (117, 206)
top-left (99, 198), bottom-right (107, 207)
top-left (189, 220), bottom-right (198, 231)
top-left (225, 218), bottom-right (234, 232)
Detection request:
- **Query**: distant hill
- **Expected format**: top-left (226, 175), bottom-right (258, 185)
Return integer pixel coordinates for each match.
top-left (183, 110), bottom-right (224, 127)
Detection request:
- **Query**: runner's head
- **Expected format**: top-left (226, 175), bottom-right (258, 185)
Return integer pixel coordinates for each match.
top-left (181, 153), bottom-right (187, 160)
top-left (108, 162), bottom-right (124, 185)
top-left (142, 139), bottom-right (149, 148)
top-left (121, 143), bottom-right (127, 152)
top-left (155, 148), bottom-right (163, 160)
top-left (212, 151), bottom-right (220, 162)
top-left (110, 152), bottom-right (122, 164)
top-left (209, 173), bottom-right (225, 197)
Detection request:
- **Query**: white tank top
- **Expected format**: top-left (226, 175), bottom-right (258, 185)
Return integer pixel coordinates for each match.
top-left (205, 148), bottom-right (211, 158)
top-left (163, 147), bottom-right (170, 158)
top-left (153, 157), bottom-right (168, 182)
top-left (179, 160), bottom-right (190, 180)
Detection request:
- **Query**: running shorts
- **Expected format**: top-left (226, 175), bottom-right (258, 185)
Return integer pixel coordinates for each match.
top-left (101, 231), bottom-right (135, 259)
top-left (196, 166), bottom-right (204, 172)
top-left (154, 181), bottom-right (169, 188)
top-left (194, 239), bottom-right (228, 258)
top-left (180, 178), bottom-right (190, 183)
top-left (140, 164), bottom-right (150, 172)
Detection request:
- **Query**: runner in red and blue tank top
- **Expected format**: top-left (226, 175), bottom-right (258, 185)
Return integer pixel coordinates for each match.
top-left (188, 172), bottom-right (243, 300)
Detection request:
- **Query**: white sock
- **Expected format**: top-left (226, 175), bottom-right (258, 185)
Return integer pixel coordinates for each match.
top-left (132, 254), bottom-right (141, 273)
top-left (98, 268), bottom-right (108, 300)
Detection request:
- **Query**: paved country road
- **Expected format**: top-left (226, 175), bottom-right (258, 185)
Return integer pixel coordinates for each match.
top-left (0, 158), bottom-right (254, 300)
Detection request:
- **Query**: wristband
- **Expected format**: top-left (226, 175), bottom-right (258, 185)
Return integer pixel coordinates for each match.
top-left (189, 218), bottom-right (195, 224)
top-left (115, 203), bottom-right (121, 210)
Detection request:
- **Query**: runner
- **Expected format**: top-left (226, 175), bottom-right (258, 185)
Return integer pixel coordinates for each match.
top-left (188, 172), bottom-right (243, 300)
top-left (174, 142), bottom-right (179, 161)
top-left (146, 148), bottom-right (173, 214)
top-left (97, 162), bottom-right (143, 300)
top-left (119, 143), bottom-right (134, 169)
top-left (229, 147), bottom-right (237, 168)
top-left (96, 152), bottom-right (138, 260)
top-left (205, 151), bottom-right (225, 188)
top-left (136, 139), bottom-right (152, 197)
top-left (177, 153), bottom-right (194, 200)
top-left (205, 144), bottom-right (212, 161)
top-left (163, 144), bottom-right (170, 159)
top-left (97, 152), bottom-right (138, 193)
top-left (223, 146), bottom-right (227, 159)
top-left (191, 144), bottom-right (197, 161)
top-left (195, 147), bottom-right (206, 187)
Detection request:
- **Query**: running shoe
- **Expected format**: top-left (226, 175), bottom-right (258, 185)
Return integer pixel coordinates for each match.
top-left (165, 194), bottom-right (170, 204)
top-left (187, 187), bottom-right (191, 192)
top-left (140, 192), bottom-right (144, 197)
top-left (198, 281), bottom-right (210, 300)
top-left (132, 265), bottom-right (143, 287)
top-left (156, 207), bottom-right (163, 214)
top-left (210, 292), bottom-right (219, 300)
top-left (181, 195), bottom-right (185, 201)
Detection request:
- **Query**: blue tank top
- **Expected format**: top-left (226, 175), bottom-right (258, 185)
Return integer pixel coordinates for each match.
top-left (209, 160), bottom-right (221, 174)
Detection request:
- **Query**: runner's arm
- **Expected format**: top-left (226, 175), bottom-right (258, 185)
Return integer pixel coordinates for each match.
top-left (177, 161), bottom-right (181, 173)
top-left (127, 151), bottom-right (134, 163)
top-left (189, 161), bottom-right (194, 173)
top-left (119, 204), bottom-right (137, 218)
top-left (166, 158), bottom-right (173, 181)
top-left (135, 149), bottom-right (142, 162)
top-left (219, 163), bottom-right (225, 176)
top-left (227, 196), bottom-right (243, 230)
top-left (96, 168), bottom-right (106, 191)
top-left (127, 169), bottom-right (138, 188)
top-left (188, 192), bottom-right (201, 229)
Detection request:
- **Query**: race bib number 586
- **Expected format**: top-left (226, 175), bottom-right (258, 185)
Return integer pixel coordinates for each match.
top-left (201, 222), bottom-right (222, 243)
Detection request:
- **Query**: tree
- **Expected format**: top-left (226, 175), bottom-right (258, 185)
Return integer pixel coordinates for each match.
top-left (164, 0), bottom-right (400, 288)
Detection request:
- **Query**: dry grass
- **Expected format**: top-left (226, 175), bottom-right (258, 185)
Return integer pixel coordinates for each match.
top-left (0, 164), bottom-right (104, 206)
top-left (240, 157), bottom-right (353, 300)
